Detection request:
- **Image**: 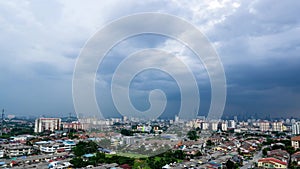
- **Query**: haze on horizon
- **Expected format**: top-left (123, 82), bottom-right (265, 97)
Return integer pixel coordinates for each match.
top-left (0, 0), bottom-right (300, 119)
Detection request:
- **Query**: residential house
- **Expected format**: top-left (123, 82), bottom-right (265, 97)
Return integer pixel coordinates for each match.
top-left (291, 151), bottom-right (300, 166)
top-left (291, 136), bottom-right (300, 149)
top-left (258, 157), bottom-right (287, 169)
top-left (267, 149), bottom-right (289, 163)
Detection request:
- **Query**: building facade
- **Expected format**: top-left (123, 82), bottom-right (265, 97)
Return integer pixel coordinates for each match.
top-left (272, 122), bottom-right (283, 132)
top-left (292, 122), bottom-right (300, 135)
top-left (228, 120), bottom-right (236, 129)
top-left (62, 121), bottom-right (86, 131)
top-left (34, 118), bottom-right (61, 133)
top-left (258, 157), bottom-right (287, 168)
top-left (291, 136), bottom-right (300, 149)
top-left (259, 121), bottom-right (270, 132)
top-left (210, 121), bottom-right (218, 131)
top-left (221, 121), bottom-right (228, 131)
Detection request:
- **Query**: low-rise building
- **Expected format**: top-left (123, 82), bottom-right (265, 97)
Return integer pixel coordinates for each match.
top-left (34, 140), bottom-right (76, 153)
top-left (62, 121), bottom-right (85, 130)
top-left (0, 149), bottom-right (4, 158)
top-left (291, 151), bottom-right (300, 166)
top-left (258, 157), bottom-right (287, 168)
top-left (267, 149), bottom-right (289, 163)
top-left (1, 144), bottom-right (33, 158)
top-left (122, 136), bottom-right (136, 145)
top-left (291, 136), bottom-right (300, 149)
top-left (10, 135), bottom-right (35, 143)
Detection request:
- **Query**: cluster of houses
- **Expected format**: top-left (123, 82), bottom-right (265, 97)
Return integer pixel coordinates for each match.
top-left (2, 116), bottom-right (300, 168)
top-left (258, 149), bottom-right (289, 168)
top-left (254, 136), bottom-right (300, 169)
top-left (0, 135), bottom-right (76, 158)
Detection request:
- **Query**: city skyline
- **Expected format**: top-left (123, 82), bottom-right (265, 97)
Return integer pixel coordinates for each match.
top-left (0, 1), bottom-right (300, 118)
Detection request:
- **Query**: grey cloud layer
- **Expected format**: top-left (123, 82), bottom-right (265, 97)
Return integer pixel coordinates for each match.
top-left (0, 0), bottom-right (299, 118)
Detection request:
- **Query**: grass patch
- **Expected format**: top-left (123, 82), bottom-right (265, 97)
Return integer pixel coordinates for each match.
top-left (117, 152), bottom-right (149, 158)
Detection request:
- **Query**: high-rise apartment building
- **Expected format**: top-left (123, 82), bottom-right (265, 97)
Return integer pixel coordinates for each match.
top-left (211, 121), bottom-right (218, 131)
top-left (292, 122), bottom-right (300, 135)
top-left (259, 121), bottom-right (270, 131)
top-left (272, 121), bottom-right (283, 132)
top-left (228, 120), bottom-right (236, 129)
top-left (202, 122), bottom-right (209, 130)
top-left (34, 118), bottom-right (61, 133)
top-left (221, 121), bottom-right (228, 131)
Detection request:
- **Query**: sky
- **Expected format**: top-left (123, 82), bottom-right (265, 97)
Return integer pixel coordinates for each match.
top-left (0, 0), bottom-right (300, 119)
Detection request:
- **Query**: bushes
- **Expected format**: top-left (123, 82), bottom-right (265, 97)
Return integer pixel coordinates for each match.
top-left (72, 141), bottom-right (98, 156)
top-left (71, 142), bottom-right (186, 168)
top-left (70, 151), bottom-right (135, 168)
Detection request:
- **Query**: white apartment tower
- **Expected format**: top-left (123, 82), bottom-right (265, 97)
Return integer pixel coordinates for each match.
top-left (202, 122), bottom-right (209, 130)
top-left (272, 121), bottom-right (283, 132)
top-left (175, 115), bottom-right (179, 123)
top-left (259, 121), bottom-right (270, 131)
top-left (221, 121), bottom-right (228, 131)
top-left (292, 122), bottom-right (300, 135)
top-left (34, 118), bottom-right (61, 133)
top-left (229, 120), bottom-right (236, 129)
top-left (211, 121), bottom-right (219, 131)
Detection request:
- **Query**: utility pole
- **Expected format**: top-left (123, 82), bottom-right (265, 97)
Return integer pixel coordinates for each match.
top-left (1, 109), bottom-right (4, 136)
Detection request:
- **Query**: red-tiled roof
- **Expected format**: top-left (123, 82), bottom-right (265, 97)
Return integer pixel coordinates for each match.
top-left (292, 151), bottom-right (300, 158)
top-left (258, 158), bottom-right (287, 165)
top-left (293, 151), bottom-right (300, 155)
top-left (291, 136), bottom-right (300, 141)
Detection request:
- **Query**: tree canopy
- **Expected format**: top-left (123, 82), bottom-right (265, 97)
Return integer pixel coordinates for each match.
top-left (187, 130), bottom-right (199, 141)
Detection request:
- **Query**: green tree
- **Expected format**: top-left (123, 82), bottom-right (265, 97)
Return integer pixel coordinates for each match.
top-left (226, 159), bottom-right (240, 169)
top-left (73, 141), bottom-right (98, 156)
top-left (286, 145), bottom-right (296, 154)
top-left (70, 157), bottom-right (86, 168)
top-left (173, 150), bottom-right (185, 160)
top-left (262, 147), bottom-right (270, 156)
top-left (206, 140), bottom-right (214, 146)
top-left (187, 130), bottom-right (199, 140)
top-left (121, 129), bottom-right (133, 136)
top-left (132, 160), bottom-right (151, 169)
top-left (195, 151), bottom-right (202, 157)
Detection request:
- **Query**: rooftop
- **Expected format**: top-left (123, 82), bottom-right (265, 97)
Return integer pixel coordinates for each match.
top-left (258, 157), bottom-right (287, 165)
top-left (291, 136), bottom-right (300, 141)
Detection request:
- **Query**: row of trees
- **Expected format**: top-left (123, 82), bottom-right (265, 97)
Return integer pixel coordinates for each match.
top-left (70, 141), bottom-right (189, 168)
top-left (72, 141), bottom-right (99, 156)
top-left (70, 152), bottom-right (135, 168)
top-left (71, 141), bottom-right (135, 168)
top-left (120, 128), bottom-right (160, 136)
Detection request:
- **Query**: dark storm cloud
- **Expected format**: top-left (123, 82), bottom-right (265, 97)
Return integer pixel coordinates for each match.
top-left (0, 0), bottom-right (299, 118)
top-left (204, 0), bottom-right (300, 118)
